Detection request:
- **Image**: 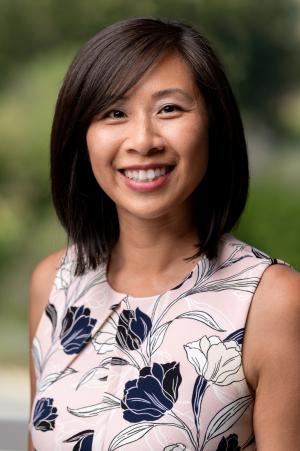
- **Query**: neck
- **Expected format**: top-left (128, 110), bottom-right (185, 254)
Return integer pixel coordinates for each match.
top-left (109, 203), bottom-right (200, 276)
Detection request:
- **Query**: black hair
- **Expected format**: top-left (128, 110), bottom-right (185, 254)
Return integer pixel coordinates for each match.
top-left (50, 17), bottom-right (249, 275)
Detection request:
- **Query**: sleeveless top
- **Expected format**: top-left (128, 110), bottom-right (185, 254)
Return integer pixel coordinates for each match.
top-left (29, 234), bottom-right (289, 451)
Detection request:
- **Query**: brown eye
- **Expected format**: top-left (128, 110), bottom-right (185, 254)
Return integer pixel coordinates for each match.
top-left (160, 104), bottom-right (183, 114)
top-left (106, 110), bottom-right (125, 119)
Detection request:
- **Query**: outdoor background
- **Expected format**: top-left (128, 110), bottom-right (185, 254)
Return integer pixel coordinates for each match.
top-left (0, 0), bottom-right (299, 448)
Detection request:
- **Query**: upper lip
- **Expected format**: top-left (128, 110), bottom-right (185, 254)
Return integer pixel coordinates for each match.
top-left (118, 163), bottom-right (175, 171)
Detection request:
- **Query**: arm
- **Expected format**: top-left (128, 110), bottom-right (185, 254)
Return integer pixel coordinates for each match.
top-left (28, 248), bottom-right (66, 451)
top-left (243, 264), bottom-right (300, 450)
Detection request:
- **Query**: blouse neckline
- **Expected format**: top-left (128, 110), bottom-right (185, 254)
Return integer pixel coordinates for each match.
top-left (103, 250), bottom-right (208, 301)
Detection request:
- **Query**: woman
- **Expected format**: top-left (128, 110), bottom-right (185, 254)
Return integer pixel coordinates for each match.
top-left (29, 17), bottom-right (300, 450)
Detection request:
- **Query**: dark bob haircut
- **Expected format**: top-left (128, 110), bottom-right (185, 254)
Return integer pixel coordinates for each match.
top-left (51, 17), bottom-right (249, 275)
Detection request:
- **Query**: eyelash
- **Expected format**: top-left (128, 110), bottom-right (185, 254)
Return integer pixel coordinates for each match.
top-left (103, 104), bottom-right (184, 119)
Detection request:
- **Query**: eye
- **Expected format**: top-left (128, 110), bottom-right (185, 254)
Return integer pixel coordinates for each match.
top-left (159, 104), bottom-right (184, 114)
top-left (104, 109), bottom-right (125, 119)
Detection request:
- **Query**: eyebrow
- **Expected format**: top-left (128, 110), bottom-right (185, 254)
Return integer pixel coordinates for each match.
top-left (120, 88), bottom-right (194, 103)
top-left (151, 88), bottom-right (194, 102)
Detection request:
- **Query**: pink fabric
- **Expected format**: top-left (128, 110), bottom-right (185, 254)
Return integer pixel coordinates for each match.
top-left (30, 234), bottom-right (287, 450)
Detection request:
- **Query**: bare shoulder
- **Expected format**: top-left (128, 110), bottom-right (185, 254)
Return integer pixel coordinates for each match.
top-left (243, 262), bottom-right (300, 390)
top-left (243, 263), bottom-right (300, 448)
top-left (29, 247), bottom-right (67, 339)
top-left (251, 262), bottom-right (300, 324)
top-left (259, 262), bottom-right (300, 292)
top-left (254, 263), bottom-right (300, 312)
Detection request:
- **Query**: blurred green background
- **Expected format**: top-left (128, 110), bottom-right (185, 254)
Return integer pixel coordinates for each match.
top-left (0, 0), bottom-right (299, 368)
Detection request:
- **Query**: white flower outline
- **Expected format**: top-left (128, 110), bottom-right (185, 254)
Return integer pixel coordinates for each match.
top-left (184, 335), bottom-right (244, 386)
top-left (54, 260), bottom-right (75, 290)
top-left (92, 311), bottom-right (118, 354)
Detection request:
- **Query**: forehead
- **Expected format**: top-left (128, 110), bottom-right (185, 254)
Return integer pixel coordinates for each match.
top-left (121, 51), bottom-right (199, 99)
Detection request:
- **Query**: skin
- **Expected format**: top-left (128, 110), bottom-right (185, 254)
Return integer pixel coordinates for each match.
top-left (28, 51), bottom-right (300, 450)
top-left (86, 51), bottom-right (209, 296)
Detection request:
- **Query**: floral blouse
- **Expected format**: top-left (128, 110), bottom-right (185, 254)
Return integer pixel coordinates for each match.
top-left (29, 234), bottom-right (288, 451)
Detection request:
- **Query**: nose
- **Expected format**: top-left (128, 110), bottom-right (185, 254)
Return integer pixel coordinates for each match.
top-left (125, 113), bottom-right (164, 155)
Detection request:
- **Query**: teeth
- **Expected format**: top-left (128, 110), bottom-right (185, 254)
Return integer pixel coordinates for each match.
top-left (124, 167), bottom-right (169, 181)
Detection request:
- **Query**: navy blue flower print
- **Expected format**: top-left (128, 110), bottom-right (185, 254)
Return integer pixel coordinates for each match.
top-left (121, 361), bottom-right (182, 422)
top-left (216, 433), bottom-right (241, 451)
top-left (192, 375), bottom-right (207, 430)
top-left (60, 306), bottom-right (97, 355)
top-left (224, 328), bottom-right (244, 345)
top-left (33, 398), bottom-right (58, 431)
top-left (64, 429), bottom-right (94, 450)
top-left (116, 307), bottom-right (152, 350)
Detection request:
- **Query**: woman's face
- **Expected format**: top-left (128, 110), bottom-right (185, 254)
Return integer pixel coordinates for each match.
top-left (86, 51), bottom-right (208, 221)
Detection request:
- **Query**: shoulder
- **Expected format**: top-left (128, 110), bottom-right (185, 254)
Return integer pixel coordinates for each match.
top-left (244, 263), bottom-right (300, 447)
top-left (254, 264), bottom-right (300, 340)
top-left (243, 262), bottom-right (300, 392)
top-left (29, 247), bottom-right (68, 302)
top-left (251, 263), bottom-right (300, 332)
top-left (257, 261), bottom-right (300, 293)
top-left (29, 248), bottom-right (67, 340)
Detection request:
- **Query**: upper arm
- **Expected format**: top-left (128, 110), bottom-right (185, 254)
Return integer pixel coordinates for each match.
top-left (243, 264), bottom-right (300, 450)
top-left (28, 248), bottom-right (66, 405)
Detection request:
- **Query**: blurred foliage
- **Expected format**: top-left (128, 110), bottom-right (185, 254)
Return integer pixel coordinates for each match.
top-left (1, 0), bottom-right (300, 128)
top-left (0, 0), bottom-right (299, 365)
top-left (237, 178), bottom-right (300, 265)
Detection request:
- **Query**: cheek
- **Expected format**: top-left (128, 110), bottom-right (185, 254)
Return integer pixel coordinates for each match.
top-left (86, 127), bottom-right (113, 174)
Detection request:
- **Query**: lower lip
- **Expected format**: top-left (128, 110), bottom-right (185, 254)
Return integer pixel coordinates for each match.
top-left (118, 169), bottom-right (174, 192)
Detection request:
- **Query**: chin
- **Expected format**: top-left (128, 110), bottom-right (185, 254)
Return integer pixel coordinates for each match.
top-left (118, 204), bottom-right (173, 220)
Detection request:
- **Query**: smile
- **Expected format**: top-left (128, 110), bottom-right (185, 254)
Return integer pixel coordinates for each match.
top-left (122, 166), bottom-right (174, 182)
top-left (118, 166), bottom-right (175, 192)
